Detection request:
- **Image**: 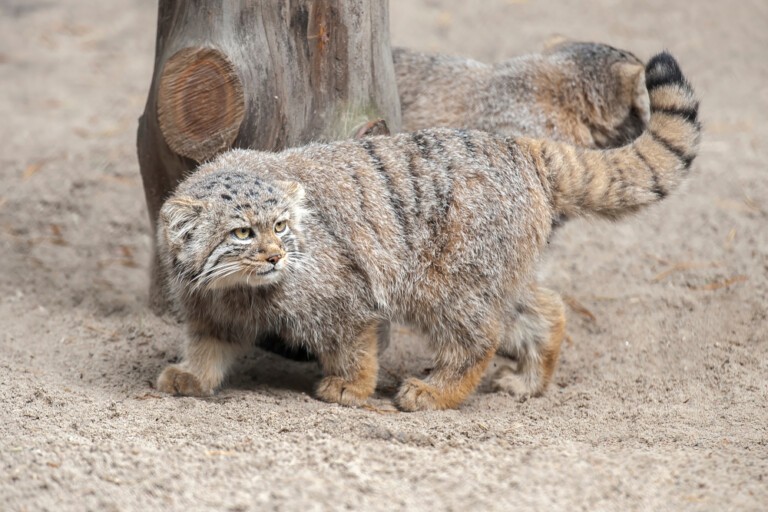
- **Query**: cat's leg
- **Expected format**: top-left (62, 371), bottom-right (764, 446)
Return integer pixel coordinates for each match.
top-left (375, 320), bottom-right (391, 354)
top-left (491, 284), bottom-right (565, 398)
top-left (315, 322), bottom-right (380, 407)
top-left (157, 328), bottom-right (248, 397)
top-left (395, 318), bottom-right (500, 411)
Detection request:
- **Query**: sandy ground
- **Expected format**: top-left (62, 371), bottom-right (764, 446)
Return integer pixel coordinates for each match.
top-left (1, 0), bottom-right (766, 510)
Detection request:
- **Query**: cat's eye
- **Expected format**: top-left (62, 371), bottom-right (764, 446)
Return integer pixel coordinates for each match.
top-left (274, 220), bottom-right (287, 234)
top-left (232, 227), bottom-right (253, 240)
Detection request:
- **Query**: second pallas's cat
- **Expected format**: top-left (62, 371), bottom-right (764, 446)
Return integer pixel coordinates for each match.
top-left (156, 53), bottom-right (700, 411)
top-left (395, 41), bottom-right (658, 395)
top-left (394, 40), bottom-right (651, 148)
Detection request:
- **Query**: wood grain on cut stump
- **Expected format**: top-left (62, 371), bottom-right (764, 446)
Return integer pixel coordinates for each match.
top-left (157, 47), bottom-right (245, 163)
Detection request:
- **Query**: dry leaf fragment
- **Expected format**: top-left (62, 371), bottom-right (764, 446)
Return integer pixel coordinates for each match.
top-left (50, 224), bottom-right (67, 245)
top-left (22, 161), bottom-right (46, 180)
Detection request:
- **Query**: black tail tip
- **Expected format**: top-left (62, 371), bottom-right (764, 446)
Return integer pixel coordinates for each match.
top-left (645, 51), bottom-right (687, 91)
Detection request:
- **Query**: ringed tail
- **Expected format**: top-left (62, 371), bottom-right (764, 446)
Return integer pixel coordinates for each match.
top-left (520, 51), bottom-right (701, 220)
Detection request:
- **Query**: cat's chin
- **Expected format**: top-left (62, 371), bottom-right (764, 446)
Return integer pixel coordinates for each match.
top-left (208, 269), bottom-right (283, 290)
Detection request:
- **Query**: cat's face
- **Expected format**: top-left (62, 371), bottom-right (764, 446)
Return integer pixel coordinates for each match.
top-left (159, 171), bottom-right (306, 291)
top-left (546, 41), bottom-right (651, 148)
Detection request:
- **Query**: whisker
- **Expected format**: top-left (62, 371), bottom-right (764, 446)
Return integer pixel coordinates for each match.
top-left (194, 261), bottom-right (240, 283)
top-left (194, 267), bottom-right (239, 288)
top-left (197, 270), bottom-right (240, 293)
top-left (245, 265), bottom-right (258, 286)
top-left (193, 262), bottom-right (242, 291)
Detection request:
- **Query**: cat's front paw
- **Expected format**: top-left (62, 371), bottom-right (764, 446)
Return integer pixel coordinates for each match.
top-left (316, 376), bottom-right (372, 407)
top-left (156, 365), bottom-right (214, 397)
top-left (395, 378), bottom-right (445, 411)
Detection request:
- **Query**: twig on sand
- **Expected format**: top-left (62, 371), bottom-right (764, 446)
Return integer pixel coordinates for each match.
top-left (206, 450), bottom-right (237, 457)
top-left (362, 403), bottom-right (400, 415)
top-left (690, 275), bottom-right (748, 291)
top-left (83, 322), bottom-right (119, 339)
top-left (135, 392), bottom-right (163, 400)
top-left (724, 228), bottom-right (737, 249)
top-left (652, 261), bottom-right (720, 282)
top-left (562, 295), bottom-right (596, 322)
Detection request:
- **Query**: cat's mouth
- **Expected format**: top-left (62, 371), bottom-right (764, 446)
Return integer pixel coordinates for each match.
top-left (240, 265), bottom-right (283, 287)
top-left (206, 265), bottom-right (284, 290)
top-left (245, 270), bottom-right (282, 286)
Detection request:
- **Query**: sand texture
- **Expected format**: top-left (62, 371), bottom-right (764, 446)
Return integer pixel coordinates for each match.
top-left (1, 0), bottom-right (766, 510)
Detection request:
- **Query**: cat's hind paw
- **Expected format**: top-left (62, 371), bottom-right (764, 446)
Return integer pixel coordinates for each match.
top-left (395, 378), bottom-right (445, 411)
top-left (156, 365), bottom-right (214, 397)
top-left (490, 366), bottom-right (539, 401)
top-left (316, 376), bottom-right (373, 407)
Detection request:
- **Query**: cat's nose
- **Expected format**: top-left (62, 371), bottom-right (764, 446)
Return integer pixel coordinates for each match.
top-left (266, 253), bottom-right (282, 265)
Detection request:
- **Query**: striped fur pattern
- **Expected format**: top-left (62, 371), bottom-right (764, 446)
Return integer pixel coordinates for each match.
top-left (394, 41), bottom-right (651, 149)
top-left (156, 52), bottom-right (700, 410)
top-left (396, 43), bottom-right (695, 399)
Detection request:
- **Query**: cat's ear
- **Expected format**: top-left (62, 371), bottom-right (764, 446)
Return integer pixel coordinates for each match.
top-left (159, 197), bottom-right (204, 252)
top-left (617, 62), bottom-right (651, 124)
top-left (279, 181), bottom-right (306, 204)
top-left (277, 181), bottom-right (306, 225)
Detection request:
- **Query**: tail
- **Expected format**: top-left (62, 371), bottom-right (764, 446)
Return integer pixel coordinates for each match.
top-left (521, 52), bottom-right (701, 220)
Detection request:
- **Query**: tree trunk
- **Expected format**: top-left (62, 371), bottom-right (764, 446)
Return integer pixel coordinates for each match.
top-left (137, 0), bottom-right (401, 312)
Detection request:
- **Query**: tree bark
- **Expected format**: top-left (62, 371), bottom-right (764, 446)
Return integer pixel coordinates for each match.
top-left (137, 0), bottom-right (401, 312)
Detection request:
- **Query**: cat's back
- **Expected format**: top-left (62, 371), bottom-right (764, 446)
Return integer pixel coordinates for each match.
top-left (297, 129), bottom-right (550, 305)
top-left (281, 129), bottom-right (547, 225)
top-left (394, 48), bottom-right (492, 131)
top-left (395, 42), bottom-right (648, 148)
top-left (393, 47), bottom-right (488, 81)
